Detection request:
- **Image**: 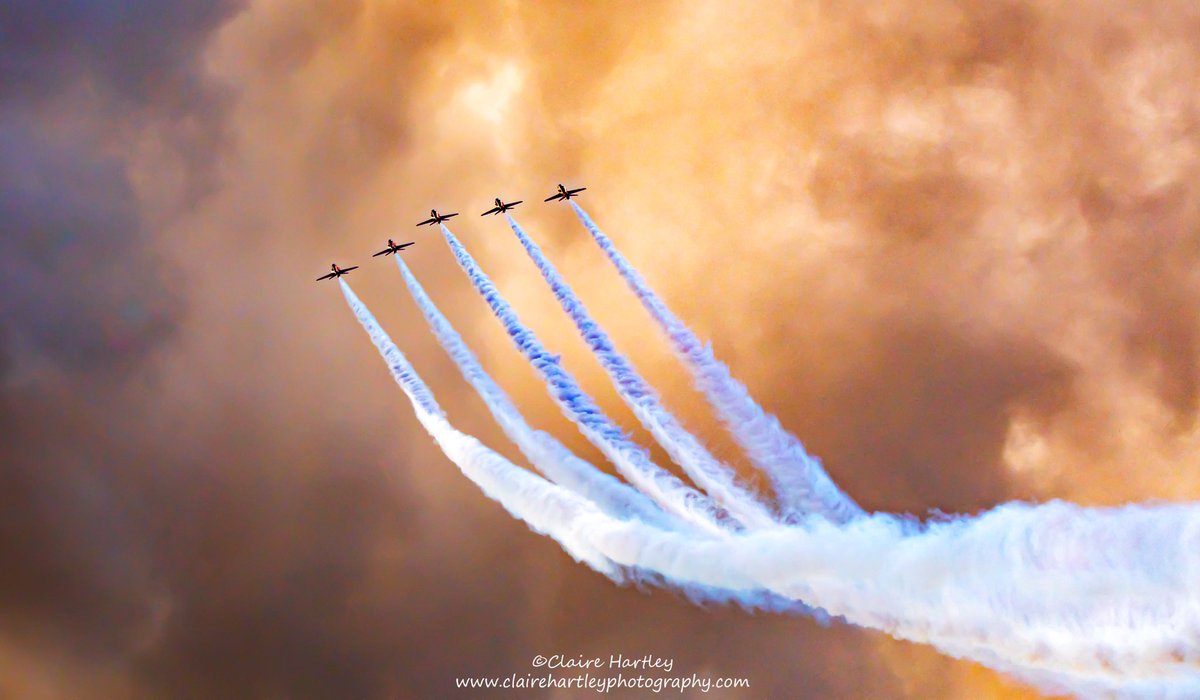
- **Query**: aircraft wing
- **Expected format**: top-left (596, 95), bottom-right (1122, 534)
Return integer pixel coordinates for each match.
top-left (417, 217), bottom-right (436, 226)
top-left (444, 213), bottom-right (459, 219)
top-left (317, 272), bottom-right (337, 281)
top-left (509, 200), bottom-right (523, 207)
top-left (372, 249), bottom-right (391, 257)
top-left (398, 242), bottom-right (414, 249)
top-left (544, 193), bottom-right (564, 202)
top-left (342, 266), bottom-right (359, 273)
top-left (568, 187), bottom-right (586, 195)
top-left (481, 207), bottom-right (500, 216)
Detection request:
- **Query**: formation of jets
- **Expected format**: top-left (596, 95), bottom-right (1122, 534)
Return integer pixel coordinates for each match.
top-left (318, 184), bottom-right (584, 281)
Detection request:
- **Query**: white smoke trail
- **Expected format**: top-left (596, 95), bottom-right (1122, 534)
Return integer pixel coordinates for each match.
top-left (341, 278), bottom-right (813, 614)
top-left (342, 276), bottom-right (1200, 696)
top-left (337, 279), bottom-right (621, 574)
top-left (581, 500), bottom-right (1200, 697)
top-left (569, 202), bottom-right (862, 524)
top-left (503, 214), bottom-right (778, 529)
top-left (390, 254), bottom-right (678, 530)
top-left (438, 224), bottom-right (736, 536)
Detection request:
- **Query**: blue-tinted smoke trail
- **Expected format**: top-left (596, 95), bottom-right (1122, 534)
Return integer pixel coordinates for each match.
top-left (569, 202), bottom-right (862, 525)
top-left (341, 277), bottom-right (1200, 696)
top-left (338, 279), bottom-right (620, 574)
top-left (584, 500), bottom-right (1200, 698)
top-left (504, 214), bottom-right (777, 530)
top-left (391, 254), bottom-right (676, 530)
top-left (342, 278), bottom-right (808, 614)
top-left (438, 224), bottom-right (734, 536)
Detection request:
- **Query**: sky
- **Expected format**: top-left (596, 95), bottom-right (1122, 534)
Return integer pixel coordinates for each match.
top-left (3, 1), bottom-right (1200, 697)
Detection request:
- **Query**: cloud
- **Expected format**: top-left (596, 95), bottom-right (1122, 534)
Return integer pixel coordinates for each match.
top-left (4, 1), bottom-right (1200, 697)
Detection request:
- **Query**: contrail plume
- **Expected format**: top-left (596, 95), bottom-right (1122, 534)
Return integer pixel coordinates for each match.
top-left (437, 224), bottom-right (734, 536)
top-left (584, 500), bottom-right (1200, 697)
top-left (340, 272), bottom-right (1200, 697)
top-left (338, 279), bottom-right (619, 574)
top-left (335, 218), bottom-right (1200, 697)
top-left (341, 278), bottom-right (807, 612)
top-left (504, 214), bottom-right (777, 529)
top-left (391, 254), bottom-right (677, 530)
top-left (568, 202), bottom-right (862, 525)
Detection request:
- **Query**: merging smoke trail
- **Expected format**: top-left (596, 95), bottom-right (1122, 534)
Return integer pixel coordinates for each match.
top-left (341, 278), bottom-right (811, 614)
top-left (437, 224), bottom-right (734, 536)
top-left (338, 279), bottom-right (620, 574)
top-left (569, 202), bottom-right (862, 524)
top-left (582, 501), bottom-right (1200, 697)
top-left (342, 275), bottom-right (1200, 696)
top-left (504, 214), bottom-right (778, 529)
top-left (390, 254), bottom-right (676, 530)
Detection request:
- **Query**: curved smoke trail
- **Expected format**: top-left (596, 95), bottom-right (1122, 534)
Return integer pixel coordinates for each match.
top-left (582, 500), bottom-right (1200, 697)
top-left (391, 254), bottom-right (677, 530)
top-left (341, 270), bottom-right (1200, 696)
top-left (438, 224), bottom-right (734, 536)
top-left (569, 202), bottom-right (862, 524)
top-left (338, 279), bottom-right (621, 574)
top-left (504, 214), bottom-right (778, 529)
top-left (342, 278), bottom-right (815, 614)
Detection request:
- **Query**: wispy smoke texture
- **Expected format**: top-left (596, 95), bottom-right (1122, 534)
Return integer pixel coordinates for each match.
top-left (6, 0), bottom-right (1200, 697)
top-left (504, 213), bottom-right (778, 528)
top-left (566, 202), bottom-right (862, 524)
top-left (438, 223), bottom-right (733, 535)
top-left (338, 279), bottom-right (623, 576)
top-left (390, 254), bottom-right (674, 529)
top-left (350, 208), bottom-right (1200, 696)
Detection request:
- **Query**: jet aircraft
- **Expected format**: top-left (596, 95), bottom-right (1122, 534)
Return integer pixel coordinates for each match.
top-left (417, 209), bottom-right (459, 226)
top-left (481, 198), bottom-right (523, 216)
top-left (544, 183), bottom-right (586, 202)
top-left (372, 239), bottom-right (415, 257)
top-left (316, 263), bottom-right (359, 281)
